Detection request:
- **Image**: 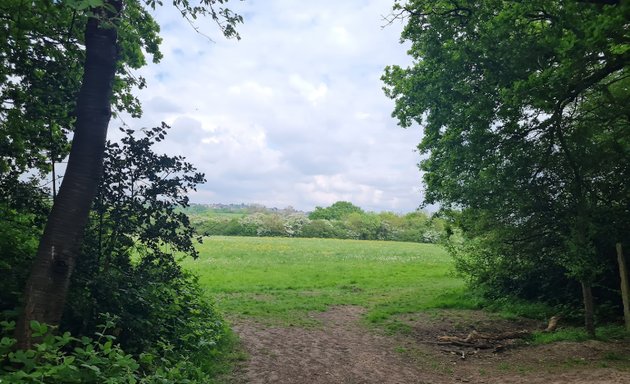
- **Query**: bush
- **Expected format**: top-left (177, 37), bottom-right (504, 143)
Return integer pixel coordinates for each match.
top-left (0, 178), bottom-right (50, 312)
top-left (0, 319), bottom-right (224, 383)
top-left (253, 213), bottom-right (286, 237)
top-left (449, 234), bottom-right (581, 305)
top-left (1, 320), bottom-right (141, 383)
top-left (55, 126), bottom-right (222, 357)
top-left (300, 219), bottom-right (337, 238)
top-left (1, 126), bottom-right (232, 382)
top-left (64, 258), bottom-right (225, 357)
top-left (0, 208), bottom-right (40, 313)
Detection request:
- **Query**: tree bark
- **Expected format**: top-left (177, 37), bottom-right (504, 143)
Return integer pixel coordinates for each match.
top-left (15, 1), bottom-right (122, 349)
top-left (617, 243), bottom-right (630, 332)
top-left (581, 281), bottom-right (596, 338)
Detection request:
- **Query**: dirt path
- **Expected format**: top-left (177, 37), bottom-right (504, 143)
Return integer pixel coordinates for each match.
top-left (229, 306), bottom-right (630, 384)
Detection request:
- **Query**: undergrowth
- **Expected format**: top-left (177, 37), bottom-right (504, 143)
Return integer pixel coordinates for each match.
top-left (0, 317), bottom-right (242, 383)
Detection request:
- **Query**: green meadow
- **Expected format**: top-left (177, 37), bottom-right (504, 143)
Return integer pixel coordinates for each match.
top-left (182, 236), bottom-right (467, 327)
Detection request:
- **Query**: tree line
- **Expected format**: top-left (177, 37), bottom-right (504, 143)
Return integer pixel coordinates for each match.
top-left (188, 201), bottom-right (448, 243)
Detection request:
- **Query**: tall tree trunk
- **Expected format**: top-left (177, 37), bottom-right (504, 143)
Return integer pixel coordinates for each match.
top-left (581, 281), bottom-right (596, 338)
top-left (617, 243), bottom-right (630, 332)
top-left (15, 2), bottom-right (122, 350)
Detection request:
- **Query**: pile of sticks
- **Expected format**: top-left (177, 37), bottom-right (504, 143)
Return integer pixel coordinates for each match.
top-left (433, 315), bottom-right (560, 359)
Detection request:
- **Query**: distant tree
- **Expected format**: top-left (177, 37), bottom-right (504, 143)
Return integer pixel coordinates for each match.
top-left (309, 201), bottom-right (364, 220)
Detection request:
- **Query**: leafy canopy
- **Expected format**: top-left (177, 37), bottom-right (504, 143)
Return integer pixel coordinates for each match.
top-left (382, 0), bottom-right (630, 306)
top-left (309, 201), bottom-right (365, 220)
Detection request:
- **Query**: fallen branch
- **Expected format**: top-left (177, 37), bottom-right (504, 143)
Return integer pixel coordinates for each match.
top-left (434, 315), bottom-right (562, 354)
top-left (436, 329), bottom-right (532, 353)
top-left (438, 329), bottom-right (530, 344)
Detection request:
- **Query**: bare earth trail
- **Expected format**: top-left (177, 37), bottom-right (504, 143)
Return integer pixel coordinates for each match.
top-left (227, 306), bottom-right (630, 384)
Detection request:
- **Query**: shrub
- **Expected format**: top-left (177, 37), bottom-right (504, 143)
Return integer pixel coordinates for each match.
top-left (1, 320), bottom-right (141, 383)
top-left (0, 319), bottom-right (223, 383)
top-left (64, 259), bottom-right (225, 357)
top-left (0, 178), bottom-right (50, 313)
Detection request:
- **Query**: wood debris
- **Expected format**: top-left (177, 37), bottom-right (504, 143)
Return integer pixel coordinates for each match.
top-left (436, 315), bottom-right (561, 356)
top-left (437, 330), bottom-right (529, 353)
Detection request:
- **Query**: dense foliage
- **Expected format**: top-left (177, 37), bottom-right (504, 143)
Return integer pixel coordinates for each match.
top-left (383, 0), bottom-right (630, 332)
top-left (1, 125), bottom-right (228, 382)
top-left (1, 318), bottom-right (230, 383)
top-left (187, 202), bottom-right (447, 243)
top-left (64, 126), bottom-right (218, 354)
top-left (1, 0), bottom-right (242, 380)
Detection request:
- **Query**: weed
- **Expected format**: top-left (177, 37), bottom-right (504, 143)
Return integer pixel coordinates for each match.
top-left (395, 346), bottom-right (408, 354)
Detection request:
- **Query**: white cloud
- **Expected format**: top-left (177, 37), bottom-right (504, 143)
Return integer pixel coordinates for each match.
top-left (354, 112), bottom-right (372, 120)
top-left (296, 174), bottom-right (385, 208)
top-left (289, 74), bottom-right (328, 106)
top-left (227, 81), bottom-right (275, 99)
top-left (109, 0), bottom-right (422, 212)
top-left (330, 26), bottom-right (353, 48)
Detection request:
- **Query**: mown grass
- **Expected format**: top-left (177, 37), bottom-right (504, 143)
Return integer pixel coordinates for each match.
top-left (182, 236), bottom-right (463, 326)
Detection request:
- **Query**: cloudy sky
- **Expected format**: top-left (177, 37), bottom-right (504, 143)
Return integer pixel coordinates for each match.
top-left (115, 0), bottom-right (426, 213)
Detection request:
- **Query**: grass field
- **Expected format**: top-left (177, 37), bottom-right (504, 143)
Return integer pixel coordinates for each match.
top-left (182, 236), bottom-right (468, 327)
top-left (182, 236), bottom-right (630, 380)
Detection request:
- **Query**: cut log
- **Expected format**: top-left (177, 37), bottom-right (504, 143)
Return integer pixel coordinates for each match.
top-left (543, 315), bottom-right (561, 333)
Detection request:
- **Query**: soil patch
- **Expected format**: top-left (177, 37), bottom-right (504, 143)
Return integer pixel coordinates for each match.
top-left (228, 307), bottom-right (630, 384)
